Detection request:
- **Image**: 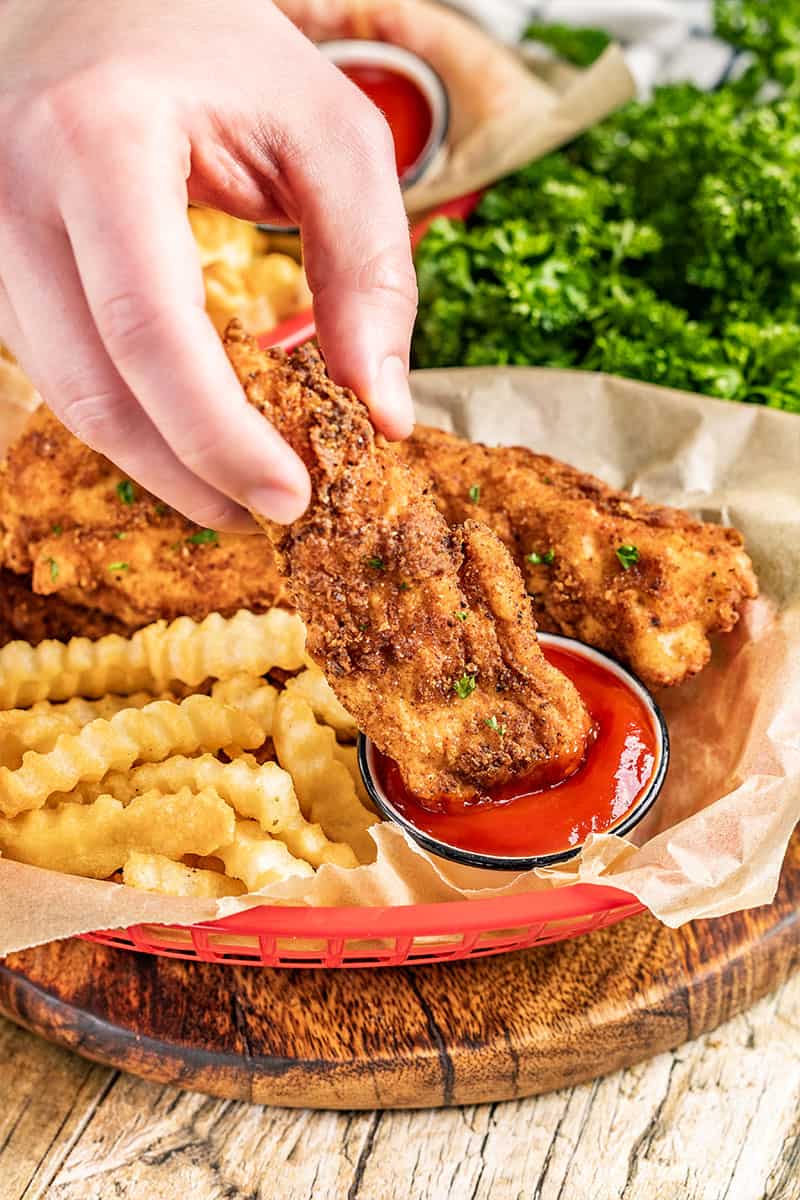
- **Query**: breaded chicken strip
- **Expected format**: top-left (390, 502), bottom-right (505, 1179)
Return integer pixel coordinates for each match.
top-left (396, 426), bottom-right (758, 689)
top-left (0, 406), bottom-right (286, 627)
top-left (0, 569), bottom-right (134, 647)
top-left (224, 322), bottom-right (592, 804)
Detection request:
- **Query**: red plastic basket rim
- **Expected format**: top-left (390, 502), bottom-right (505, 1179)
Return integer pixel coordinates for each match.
top-left (183, 881), bottom-right (643, 936)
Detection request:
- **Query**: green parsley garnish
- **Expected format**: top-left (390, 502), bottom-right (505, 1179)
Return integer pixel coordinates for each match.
top-left (616, 544), bottom-right (640, 570)
top-left (454, 672), bottom-right (477, 699)
top-left (154, 502), bottom-right (169, 516)
top-left (108, 561), bottom-right (129, 573)
top-left (47, 557), bottom-right (59, 582)
top-left (365, 556), bottom-right (385, 570)
top-left (51, 523), bottom-right (63, 536)
top-left (116, 480), bottom-right (136, 505)
top-left (114, 531), bottom-right (127, 540)
top-left (358, 622), bottom-right (369, 632)
top-left (468, 484), bottom-right (481, 503)
top-left (186, 529), bottom-right (218, 545)
top-left (455, 610), bottom-right (468, 622)
top-left (399, 581), bottom-right (410, 591)
top-left (413, 46), bottom-right (800, 416)
top-left (485, 715), bottom-right (506, 736)
top-left (523, 21), bottom-right (610, 67)
top-left (526, 548), bottom-right (555, 566)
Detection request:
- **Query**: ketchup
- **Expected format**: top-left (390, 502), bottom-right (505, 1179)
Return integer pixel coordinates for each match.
top-left (340, 64), bottom-right (433, 179)
top-left (375, 646), bottom-right (659, 860)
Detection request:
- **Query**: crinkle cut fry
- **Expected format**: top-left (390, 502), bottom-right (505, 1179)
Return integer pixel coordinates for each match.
top-left (80, 754), bottom-right (359, 869)
top-left (0, 608), bottom-right (306, 709)
top-left (272, 691), bottom-right (378, 864)
top-left (0, 694), bottom-right (263, 818)
top-left (218, 819), bottom-right (314, 890)
top-left (0, 787), bottom-right (235, 878)
top-left (123, 851), bottom-right (246, 898)
top-left (0, 693), bottom-right (155, 769)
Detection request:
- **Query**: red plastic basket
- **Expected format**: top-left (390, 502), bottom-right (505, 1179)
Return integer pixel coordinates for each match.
top-left (83, 885), bottom-right (644, 968)
top-left (82, 189), bottom-right (645, 968)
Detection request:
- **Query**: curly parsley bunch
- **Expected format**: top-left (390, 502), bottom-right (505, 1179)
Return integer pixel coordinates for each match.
top-left (413, 6), bottom-right (800, 412)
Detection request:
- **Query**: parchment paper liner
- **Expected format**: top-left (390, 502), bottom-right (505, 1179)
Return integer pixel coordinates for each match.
top-left (1, 358), bottom-right (798, 953)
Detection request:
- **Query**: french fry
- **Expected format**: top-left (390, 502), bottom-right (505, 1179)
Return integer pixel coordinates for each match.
top-left (0, 608), bottom-right (307, 708)
top-left (0, 695), bottom-right (262, 818)
top-left (218, 818), bottom-right (314, 890)
top-left (0, 694), bottom-right (155, 770)
top-left (0, 787), bottom-right (234, 878)
top-left (223, 750), bottom-right (261, 767)
top-left (273, 692), bottom-right (378, 865)
top-left (211, 674), bottom-right (279, 727)
top-left (83, 754), bottom-right (359, 869)
top-left (283, 667), bottom-right (358, 738)
top-left (331, 742), bottom-right (376, 813)
top-left (136, 608), bottom-right (307, 686)
top-left (123, 850), bottom-right (245, 898)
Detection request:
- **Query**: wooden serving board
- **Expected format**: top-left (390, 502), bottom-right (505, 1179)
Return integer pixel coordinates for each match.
top-left (1, 832), bottom-right (797, 1110)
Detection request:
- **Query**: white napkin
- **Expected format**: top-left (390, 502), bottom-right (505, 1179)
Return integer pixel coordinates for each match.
top-left (447, 0), bottom-right (739, 94)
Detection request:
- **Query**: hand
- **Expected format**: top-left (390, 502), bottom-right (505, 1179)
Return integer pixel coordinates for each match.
top-left (0, 0), bottom-right (417, 529)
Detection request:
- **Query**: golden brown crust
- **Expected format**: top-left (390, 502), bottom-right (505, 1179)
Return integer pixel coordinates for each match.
top-left (224, 321), bottom-right (591, 802)
top-left (396, 426), bottom-right (759, 689)
top-left (0, 569), bottom-right (134, 647)
top-left (0, 405), bottom-right (287, 627)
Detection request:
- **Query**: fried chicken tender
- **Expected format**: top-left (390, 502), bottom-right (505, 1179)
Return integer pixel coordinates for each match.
top-left (223, 322), bottom-right (592, 804)
top-left (0, 405), bottom-right (287, 628)
top-left (396, 426), bottom-right (758, 689)
top-left (0, 569), bottom-right (134, 647)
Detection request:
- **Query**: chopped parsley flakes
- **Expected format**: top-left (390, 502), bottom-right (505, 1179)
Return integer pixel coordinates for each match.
top-left (116, 479), bottom-right (136, 505)
top-left (365, 556), bottom-right (385, 570)
top-left (485, 715), bottom-right (506, 736)
top-left (616, 544), bottom-right (640, 570)
top-left (186, 529), bottom-right (218, 545)
top-left (468, 484), bottom-right (481, 503)
top-left (454, 672), bottom-right (477, 699)
top-left (47, 557), bottom-right (59, 582)
top-left (108, 561), bottom-right (129, 573)
top-left (526, 548), bottom-right (555, 566)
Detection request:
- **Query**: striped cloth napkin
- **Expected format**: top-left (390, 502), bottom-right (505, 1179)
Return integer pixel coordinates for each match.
top-left (448, 0), bottom-right (741, 94)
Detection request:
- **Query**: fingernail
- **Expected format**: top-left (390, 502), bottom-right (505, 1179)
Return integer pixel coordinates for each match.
top-left (248, 485), bottom-right (309, 525)
top-left (375, 355), bottom-right (415, 440)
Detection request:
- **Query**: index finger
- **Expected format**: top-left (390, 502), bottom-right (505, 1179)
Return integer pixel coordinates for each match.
top-left (277, 73), bottom-right (418, 439)
top-left (58, 126), bottom-right (311, 524)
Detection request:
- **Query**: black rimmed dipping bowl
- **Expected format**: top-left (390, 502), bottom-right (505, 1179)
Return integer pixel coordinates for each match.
top-left (358, 632), bottom-right (670, 871)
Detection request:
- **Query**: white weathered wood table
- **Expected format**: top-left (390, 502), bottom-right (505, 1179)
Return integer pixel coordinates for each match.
top-left (0, 969), bottom-right (797, 1200)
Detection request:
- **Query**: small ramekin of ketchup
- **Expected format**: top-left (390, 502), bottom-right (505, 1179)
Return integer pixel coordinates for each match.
top-left (358, 634), bottom-right (670, 871)
top-left (318, 40), bottom-right (449, 189)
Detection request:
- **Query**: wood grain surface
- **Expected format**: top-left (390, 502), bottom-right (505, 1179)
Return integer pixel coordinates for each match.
top-left (0, 833), bottom-right (798, 1113)
top-left (1, 970), bottom-right (798, 1199)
